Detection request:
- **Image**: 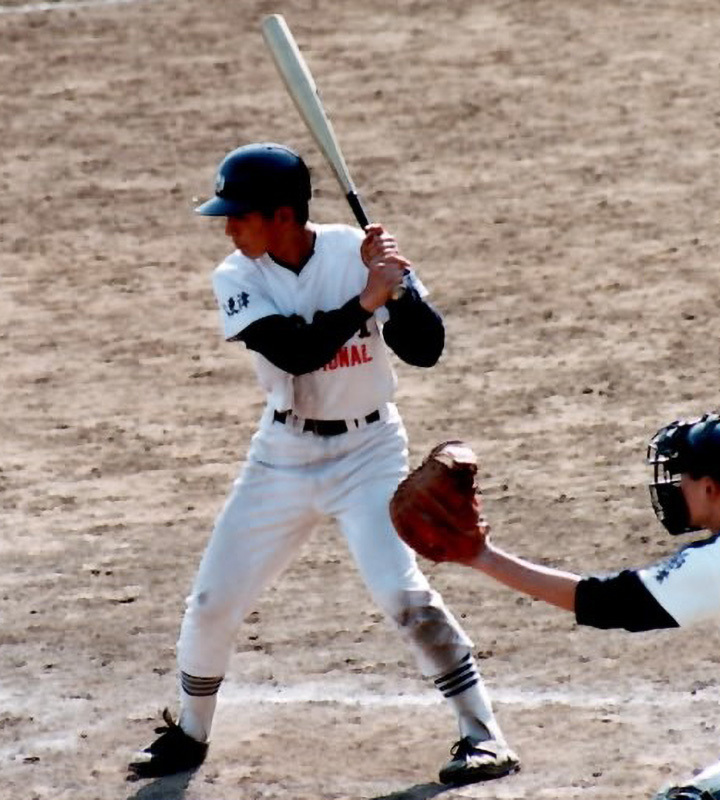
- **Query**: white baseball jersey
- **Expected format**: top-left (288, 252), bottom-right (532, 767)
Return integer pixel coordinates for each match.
top-left (211, 223), bottom-right (426, 420)
top-left (639, 533), bottom-right (720, 626)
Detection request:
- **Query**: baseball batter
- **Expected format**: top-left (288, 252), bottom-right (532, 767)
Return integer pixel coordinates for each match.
top-left (448, 413), bottom-right (720, 800)
top-left (128, 142), bottom-right (519, 785)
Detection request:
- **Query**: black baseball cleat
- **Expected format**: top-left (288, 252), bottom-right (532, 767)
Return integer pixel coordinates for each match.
top-left (128, 708), bottom-right (209, 779)
top-left (438, 736), bottom-right (520, 786)
top-left (662, 788), bottom-right (717, 800)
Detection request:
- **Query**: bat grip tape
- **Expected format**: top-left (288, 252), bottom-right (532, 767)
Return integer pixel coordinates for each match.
top-left (346, 191), bottom-right (370, 229)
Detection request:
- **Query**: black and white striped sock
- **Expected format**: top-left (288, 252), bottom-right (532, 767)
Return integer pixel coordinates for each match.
top-left (181, 672), bottom-right (223, 697)
top-left (434, 653), bottom-right (479, 698)
top-left (433, 653), bottom-right (502, 742)
top-left (178, 672), bottom-right (223, 742)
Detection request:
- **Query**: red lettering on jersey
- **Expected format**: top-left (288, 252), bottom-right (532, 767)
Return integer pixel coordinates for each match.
top-left (322, 343), bottom-right (373, 371)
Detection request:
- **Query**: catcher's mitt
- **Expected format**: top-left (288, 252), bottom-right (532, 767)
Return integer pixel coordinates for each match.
top-left (390, 440), bottom-right (486, 563)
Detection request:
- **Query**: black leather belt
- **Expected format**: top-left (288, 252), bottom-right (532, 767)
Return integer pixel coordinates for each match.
top-left (273, 409), bottom-right (381, 437)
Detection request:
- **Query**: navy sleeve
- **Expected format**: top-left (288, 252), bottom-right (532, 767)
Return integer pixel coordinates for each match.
top-left (239, 296), bottom-right (372, 376)
top-left (575, 570), bottom-right (680, 632)
top-left (382, 284), bottom-right (445, 367)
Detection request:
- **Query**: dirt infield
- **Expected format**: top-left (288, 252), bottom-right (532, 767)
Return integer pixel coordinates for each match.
top-left (2, 1), bottom-right (720, 798)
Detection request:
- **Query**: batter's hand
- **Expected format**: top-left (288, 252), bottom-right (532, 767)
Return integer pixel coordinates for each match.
top-left (360, 254), bottom-right (409, 311)
top-left (359, 224), bottom-right (409, 311)
top-left (360, 223), bottom-right (399, 268)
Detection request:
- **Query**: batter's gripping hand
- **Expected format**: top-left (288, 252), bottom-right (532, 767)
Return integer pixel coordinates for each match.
top-left (390, 441), bottom-right (486, 563)
top-left (360, 223), bottom-right (399, 268)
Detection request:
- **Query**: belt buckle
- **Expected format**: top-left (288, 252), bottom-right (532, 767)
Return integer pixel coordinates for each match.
top-left (313, 419), bottom-right (348, 436)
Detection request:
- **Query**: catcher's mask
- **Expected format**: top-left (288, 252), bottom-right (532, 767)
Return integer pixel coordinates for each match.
top-left (647, 413), bottom-right (720, 535)
top-left (195, 142), bottom-right (311, 218)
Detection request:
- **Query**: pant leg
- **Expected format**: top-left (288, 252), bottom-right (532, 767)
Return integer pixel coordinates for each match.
top-left (177, 458), bottom-right (320, 677)
top-left (337, 477), bottom-right (473, 675)
top-left (329, 441), bottom-right (506, 743)
top-left (322, 423), bottom-right (473, 676)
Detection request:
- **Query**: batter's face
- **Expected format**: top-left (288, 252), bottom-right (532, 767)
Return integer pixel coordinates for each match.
top-left (225, 212), bottom-right (273, 259)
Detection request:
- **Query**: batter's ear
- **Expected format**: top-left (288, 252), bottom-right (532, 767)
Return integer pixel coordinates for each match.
top-left (273, 205), bottom-right (300, 226)
top-left (705, 476), bottom-right (720, 499)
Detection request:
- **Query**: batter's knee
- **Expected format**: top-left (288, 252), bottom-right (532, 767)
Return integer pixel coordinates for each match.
top-left (184, 587), bottom-right (238, 628)
top-left (375, 588), bottom-right (474, 674)
top-left (377, 589), bottom-right (455, 641)
top-left (177, 589), bottom-right (243, 677)
top-left (394, 590), bottom-right (452, 635)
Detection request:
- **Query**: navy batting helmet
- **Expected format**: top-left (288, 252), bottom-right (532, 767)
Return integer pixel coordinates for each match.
top-left (647, 413), bottom-right (720, 535)
top-left (195, 143), bottom-right (311, 217)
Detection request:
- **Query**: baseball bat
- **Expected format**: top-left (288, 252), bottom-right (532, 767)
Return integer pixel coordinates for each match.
top-left (260, 13), bottom-right (370, 229)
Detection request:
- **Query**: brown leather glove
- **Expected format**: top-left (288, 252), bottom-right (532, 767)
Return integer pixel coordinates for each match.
top-left (390, 440), bottom-right (486, 563)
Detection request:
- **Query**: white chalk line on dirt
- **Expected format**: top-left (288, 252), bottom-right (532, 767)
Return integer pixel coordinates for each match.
top-left (0, 0), bottom-right (158, 15)
top-left (1, 679), bottom-right (715, 723)
top-left (0, 679), bottom-right (716, 760)
top-left (221, 679), bottom-right (719, 710)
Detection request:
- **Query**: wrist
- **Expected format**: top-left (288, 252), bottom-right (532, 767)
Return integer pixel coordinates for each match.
top-left (359, 290), bottom-right (383, 313)
top-left (468, 539), bottom-right (496, 571)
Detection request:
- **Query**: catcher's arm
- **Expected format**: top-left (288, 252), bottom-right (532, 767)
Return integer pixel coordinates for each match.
top-left (469, 536), bottom-right (679, 632)
top-left (466, 540), bottom-right (580, 612)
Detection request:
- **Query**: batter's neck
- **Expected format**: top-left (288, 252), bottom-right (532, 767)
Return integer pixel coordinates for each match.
top-left (268, 225), bottom-right (316, 273)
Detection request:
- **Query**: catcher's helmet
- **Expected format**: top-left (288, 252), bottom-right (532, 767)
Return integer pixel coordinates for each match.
top-left (195, 143), bottom-right (311, 217)
top-left (647, 413), bottom-right (720, 535)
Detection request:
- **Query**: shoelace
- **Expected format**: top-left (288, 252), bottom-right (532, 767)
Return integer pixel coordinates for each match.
top-left (151, 709), bottom-right (177, 736)
top-left (450, 737), bottom-right (485, 759)
top-left (146, 710), bottom-right (185, 753)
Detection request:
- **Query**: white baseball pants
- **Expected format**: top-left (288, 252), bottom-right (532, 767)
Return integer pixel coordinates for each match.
top-left (177, 413), bottom-right (473, 681)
